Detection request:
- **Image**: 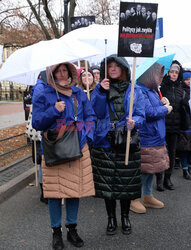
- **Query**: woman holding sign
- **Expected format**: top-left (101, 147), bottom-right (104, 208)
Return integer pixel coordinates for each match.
top-left (90, 54), bottom-right (145, 235)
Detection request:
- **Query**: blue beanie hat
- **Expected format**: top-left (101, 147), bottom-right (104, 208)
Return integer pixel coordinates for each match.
top-left (183, 72), bottom-right (191, 81)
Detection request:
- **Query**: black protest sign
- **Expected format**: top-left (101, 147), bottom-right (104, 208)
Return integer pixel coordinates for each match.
top-left (118, 2), bottom-right (158, 57)
top-left (71, 16), bottom-right (95, 31)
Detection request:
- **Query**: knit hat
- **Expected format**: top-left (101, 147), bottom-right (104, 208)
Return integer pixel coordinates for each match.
top-left (77, 67), bottom-right (85, 80)
top-left (78, 67), bottom-right (96, 91)
top-left (183, 72), bottom-right (191, 81)
top-left (91, 65), bottom-right (100, 74)
top-left (170, 63), bottom-right (180, 73)
top-left (80, 68), bottom-right (94, 77)
top-left (78, 67), bottom-right (94, 80)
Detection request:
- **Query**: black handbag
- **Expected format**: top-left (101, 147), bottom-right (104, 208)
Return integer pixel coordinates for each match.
top-left (42, 94), bottom-right (83, 167)
top-left (107, 125), bottom-right (140, 152)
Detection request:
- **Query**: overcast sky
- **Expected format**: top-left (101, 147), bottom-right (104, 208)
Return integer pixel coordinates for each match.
top-left (132, 0), bottom-right (191, 46)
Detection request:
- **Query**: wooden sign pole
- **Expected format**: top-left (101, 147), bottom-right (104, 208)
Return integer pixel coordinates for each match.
top-left (34, 140), bottom-right (39, 186)
top-left (85, 60), bottom-right (90, 100)
top-left (125, 57), bottom-right (137, 165)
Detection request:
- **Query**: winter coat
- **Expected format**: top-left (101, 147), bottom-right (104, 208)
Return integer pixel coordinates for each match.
top-left (32, 63), bottom-right (97, 199)
top-left (141, 145), bottom-right (169, 173)
top-left (160, 63), bottom-right (185, 134)
top-left (176, 82), bottom-right (191, 152)
top-left (90, 54), bottom-right (145, 200)
top-left (137, 83), bottom-right (168, 147)
top-left (136, 63), bottom-right (169, 174)
top-left (32, 80), bottom-right (96, 150)
top-left (42, 144), bottom-right (95, 198)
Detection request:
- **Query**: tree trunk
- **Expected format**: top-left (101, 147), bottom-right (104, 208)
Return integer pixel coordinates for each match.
top-left (68, 0), bottom-right (76, 32)
top-left (42, 0), bottom-right (61, 38)
top-left (26, 0), bottom-right (52, 40)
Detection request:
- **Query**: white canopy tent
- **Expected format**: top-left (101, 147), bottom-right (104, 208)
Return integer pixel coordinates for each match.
top-left (154, 44), bottom-right (191, 68)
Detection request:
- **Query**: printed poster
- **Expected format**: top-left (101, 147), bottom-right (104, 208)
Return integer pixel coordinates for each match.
top-left (118, 2), bottom-right (158, 57)
top-left (71, 16), bottom-right (95, 30)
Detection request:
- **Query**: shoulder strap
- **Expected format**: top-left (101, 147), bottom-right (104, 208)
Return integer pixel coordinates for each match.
top-left (73, 94), bottom-right (78, 121)
top-left (107, 98), bottom-right (116, 122)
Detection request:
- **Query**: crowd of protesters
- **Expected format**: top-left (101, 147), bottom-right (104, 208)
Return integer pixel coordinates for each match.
top-left (25, 54), bottom-right (191, 250)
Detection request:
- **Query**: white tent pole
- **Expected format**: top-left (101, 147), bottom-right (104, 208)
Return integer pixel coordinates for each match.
top-left (105, 39), bottom-right (107, 79)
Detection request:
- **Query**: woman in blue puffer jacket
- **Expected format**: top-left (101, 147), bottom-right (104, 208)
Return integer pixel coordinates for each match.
top-left (32, 62), bottom-right (96, 250)
top-left (132, 62), bottom-right (172, 214)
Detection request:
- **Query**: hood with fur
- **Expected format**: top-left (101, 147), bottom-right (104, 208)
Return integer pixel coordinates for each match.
top-left (46, 62), bottom-right (78, 86)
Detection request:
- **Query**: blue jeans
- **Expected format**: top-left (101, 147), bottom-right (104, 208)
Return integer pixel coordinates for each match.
top-left (180, 152), bottom-right (191, 170)
top-left (48, 198), bottom-right (79, 228)
top-left (38, 165), bottom-right (42, 184)
top-left (141, 173), bottom-right (154, 196)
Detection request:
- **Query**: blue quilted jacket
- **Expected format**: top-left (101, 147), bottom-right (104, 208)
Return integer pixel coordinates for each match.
top-left (32, 79), bottom-right (96, 150)
top-left (137, 83), bottom-right (168, 147)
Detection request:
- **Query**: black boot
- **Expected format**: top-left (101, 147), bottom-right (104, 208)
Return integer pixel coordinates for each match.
top-left (164, 174), bottom-right (174, 190)
top-left (156, 173), bottom-right (165, 192)
top-left (66, 224), bottom-right (84, 248)
top-left (183, 169), bottom-right (191, 180)
top-left (120, 199), bottom-right (132, 235)
top-left (107, 217), bottom-right (118, 235)
top-left (52, 227), bottom-right (64, 250)
top-left (174, 157), bottom-right (181, 169)
top-left (105, 199), bottom-right (117, 235)
top-left (40, 183), bottom-right (48, 204)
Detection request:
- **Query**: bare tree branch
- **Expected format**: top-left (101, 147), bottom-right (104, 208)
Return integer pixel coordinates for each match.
top-left (26, 0), bottom-right (52, 40)
top-left (68, 0), bottom-right (76, 32)
top-left (42, 0), bottom-right (61, 38)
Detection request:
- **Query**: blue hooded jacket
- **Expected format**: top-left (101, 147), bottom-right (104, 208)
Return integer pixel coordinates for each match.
top-left (137, 83), bottom-right (168, 146)
top-left (90, 54), bottom-right (145, 148)
top-left (136, 62), bottom-right (169, 147)
top-left (32, 66), bottom-right (96, 151)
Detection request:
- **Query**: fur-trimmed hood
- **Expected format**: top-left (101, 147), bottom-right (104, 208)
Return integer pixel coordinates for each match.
top-left (46, 62), bottom-right (78, 86)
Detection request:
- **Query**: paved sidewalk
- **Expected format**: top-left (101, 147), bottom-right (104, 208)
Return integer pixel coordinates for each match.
top-left (0, 102), bottom-right (24, 115)
top-left (0, 112), bottom-right (25, 129)
top-left (0, 168), bottom-right (191, 250)
top-left (0, 103), bottom-right (25, 129)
